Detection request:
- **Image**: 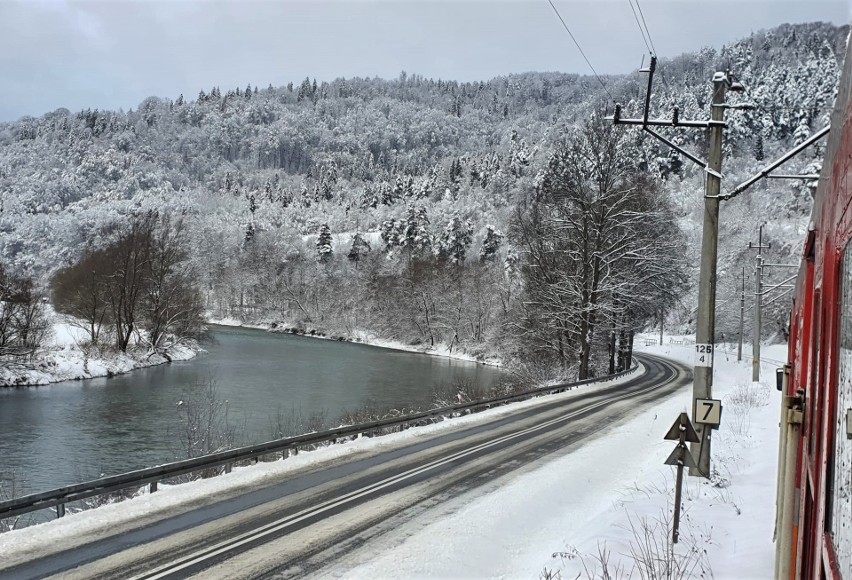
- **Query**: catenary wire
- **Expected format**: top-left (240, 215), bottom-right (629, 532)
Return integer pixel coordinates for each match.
top-left (546, 0), bottom-right (614, 101)
top-left (626, 0), bottom-right (670, 91)
top-left (628, 0), bottom-right (653, 54)
top-left (634, 0), bottom-right (658, 56)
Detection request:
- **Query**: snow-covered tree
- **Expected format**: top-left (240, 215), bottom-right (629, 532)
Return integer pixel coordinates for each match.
top-left (316, 223), bottom-right (333, 263)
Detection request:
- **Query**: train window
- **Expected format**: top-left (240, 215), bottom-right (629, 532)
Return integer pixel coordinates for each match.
top-left (828, 241), bottom-right (852, 573)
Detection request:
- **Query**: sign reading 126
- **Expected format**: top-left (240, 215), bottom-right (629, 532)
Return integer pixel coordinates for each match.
top-left (694, 343), bottom-right (713, 367)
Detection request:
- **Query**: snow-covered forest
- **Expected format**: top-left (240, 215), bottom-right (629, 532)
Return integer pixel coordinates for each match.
top-left (0, 21), bottom-right (845, 378)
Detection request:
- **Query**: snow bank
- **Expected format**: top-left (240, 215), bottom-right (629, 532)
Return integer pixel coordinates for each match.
top-left (0, 314), bottom-right (200, 387)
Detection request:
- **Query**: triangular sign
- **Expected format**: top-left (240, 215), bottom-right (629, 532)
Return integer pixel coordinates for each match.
top-left (664, 412), bottom-right (700, 443)
top-left (664, 443), bottom-right (698, 468)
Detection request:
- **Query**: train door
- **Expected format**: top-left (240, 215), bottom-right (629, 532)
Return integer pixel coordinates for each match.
top-left (801, 289), bottom-right (823, 578)
top-left (826, 241), bottom-right (852, 577)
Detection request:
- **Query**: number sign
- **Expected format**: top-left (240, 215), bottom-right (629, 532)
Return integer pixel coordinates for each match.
top-left (694, 398), bottom-right (722, 426)
top-left (694, 343), bottom-right (713, 367)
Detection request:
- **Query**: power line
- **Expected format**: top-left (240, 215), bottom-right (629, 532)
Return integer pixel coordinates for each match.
top-left (627, 0), bottom-right (652, 55)
top-left (634, 0), bottom-right (658, 56)
top-left (627, 0), bottom-right (670, 91)
top-left (546, 0), bottom-right (614, 101)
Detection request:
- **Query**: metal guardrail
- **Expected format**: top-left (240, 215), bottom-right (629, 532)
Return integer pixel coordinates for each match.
top-left (0, 361), bottom-right (641, 524)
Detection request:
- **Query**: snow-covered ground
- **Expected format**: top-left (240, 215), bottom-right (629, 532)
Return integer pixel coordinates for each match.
top-left (0, 311), bottom-right (199, 387)
top-left (1, 338), bottom-right (784, 579)
top-left (308, 336), bottom-right (783, 579)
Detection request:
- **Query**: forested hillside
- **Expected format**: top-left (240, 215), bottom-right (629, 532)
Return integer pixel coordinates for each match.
top-left (0, 21), bottom-right (844, 377)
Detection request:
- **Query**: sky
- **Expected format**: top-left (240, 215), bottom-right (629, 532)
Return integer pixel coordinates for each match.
top-left (0, 0), bottom-right (848, 122)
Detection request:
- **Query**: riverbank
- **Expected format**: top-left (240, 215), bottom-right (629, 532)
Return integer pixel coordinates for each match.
top-left (0, 316), bottom-right (199, 387)
top-left (208, 316), bottom-right (503, 367)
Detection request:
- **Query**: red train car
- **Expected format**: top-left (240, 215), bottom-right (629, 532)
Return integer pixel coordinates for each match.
top-left (777, 34), bottom-right (852, 579)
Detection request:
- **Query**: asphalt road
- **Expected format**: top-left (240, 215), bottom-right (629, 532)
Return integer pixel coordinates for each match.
top-left (0, 353), bottom-right (691, 580)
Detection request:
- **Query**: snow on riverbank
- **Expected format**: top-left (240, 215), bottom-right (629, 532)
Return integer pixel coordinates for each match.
top-left (206, 316), bottom-right (502, 367)
top-left (0, 313), bottom-right (199, 387)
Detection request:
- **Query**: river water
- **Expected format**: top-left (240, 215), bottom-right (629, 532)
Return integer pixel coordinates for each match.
top-left (0, 325), bottom-right (503, 493)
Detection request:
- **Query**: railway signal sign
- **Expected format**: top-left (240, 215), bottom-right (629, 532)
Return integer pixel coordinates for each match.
top-left (664, 412), bottom-right (700, 442)
top-left (663, 412), bottom-right (700, 544)
top-left (694, 398), bottom-right (723, 426)
top-left (694, 343), bottom-right (713, 367)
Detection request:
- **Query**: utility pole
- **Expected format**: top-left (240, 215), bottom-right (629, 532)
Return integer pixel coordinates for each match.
top-left (749, 224), bottom-right (770, 381)
top-left (690, 72), bottom-right (727, 476)
top-left (610, 57), bottom-right (742, 478)
top-left (738, 267), bottom-right (745, 362)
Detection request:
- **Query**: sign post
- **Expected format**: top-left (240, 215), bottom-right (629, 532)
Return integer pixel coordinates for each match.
top-left (664, 412), bottom-right (700, 543)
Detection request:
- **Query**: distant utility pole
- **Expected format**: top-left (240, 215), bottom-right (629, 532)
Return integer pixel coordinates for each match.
top-left (749, 224), bottom-right (770, 381)
top-left (738, 267), bottom-right (745, 363)
top-left (610, 56), bottom-right (743, 477)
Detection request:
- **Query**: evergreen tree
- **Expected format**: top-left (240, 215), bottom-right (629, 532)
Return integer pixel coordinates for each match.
top-left (438, 214), bottom-right (472, 264)
top-left (380, 219), bottom-right (401, 251)
top-left (479, 225), bottom-right (503, 262)
top-left (316, 223), bottom-right (333, 263)
top-left (347, 232), bottom-right (371, 265)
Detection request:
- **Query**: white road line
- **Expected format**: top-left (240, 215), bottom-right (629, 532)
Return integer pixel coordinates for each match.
top-left (131, 360), bottom-right (681, 580)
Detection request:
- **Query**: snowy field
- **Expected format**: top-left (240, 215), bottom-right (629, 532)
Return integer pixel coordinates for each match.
top-left (1, 338), bottom-right (785, 579)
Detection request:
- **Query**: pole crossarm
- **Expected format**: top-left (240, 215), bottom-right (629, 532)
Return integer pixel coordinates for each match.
top-left (612, 116), bottom-right (719, 129)
top-left (767, 174), bottom-right (820, 180)
top-left (715, 125), bottom-right (830, 201)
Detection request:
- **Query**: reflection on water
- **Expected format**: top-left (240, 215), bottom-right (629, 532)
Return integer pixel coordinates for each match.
top-left (0, 326), bottom-right (503, 492)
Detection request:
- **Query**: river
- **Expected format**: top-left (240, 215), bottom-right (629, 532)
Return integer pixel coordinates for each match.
top-left (0, 325), bottom-right (504, 494)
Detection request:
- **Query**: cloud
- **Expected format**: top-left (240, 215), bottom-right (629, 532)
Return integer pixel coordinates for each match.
top-left (0, 0), bottom-right (846, 121)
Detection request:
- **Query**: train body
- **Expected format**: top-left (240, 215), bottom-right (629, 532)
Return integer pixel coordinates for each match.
top-left (777, 32), bottom-right (852, 579)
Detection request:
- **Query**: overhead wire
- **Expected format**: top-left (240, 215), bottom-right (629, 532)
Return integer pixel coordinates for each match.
top-left (634, 0), bottom-right (657, 56)
top-left (627, 0), bottom-right (671, 91)
top-left (546, 0), bottom-right (614, 101)
top-left (628, 0), bottom-right (653, 55)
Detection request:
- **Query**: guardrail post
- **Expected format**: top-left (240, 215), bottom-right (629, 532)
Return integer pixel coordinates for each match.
top-left (56, 503), bottom-right (65, 519)
top-left (225, 463), bottom-right (232, 474)
top-left (149, 481), bottom-right (158, 493)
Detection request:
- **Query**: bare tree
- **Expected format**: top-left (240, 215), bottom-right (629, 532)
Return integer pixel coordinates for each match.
top-left (512, 118), bottom-right (687, 378)
top-left (103, 213), bottom-right (156, 352)
top-left (0, 265), bottom-right (49, 360)
top-left (142, 216), bottom-right (204, 350)
top-left (52, 211), bottom-right (204, 353)
top-left (51, 250), bottom-right (111, 344)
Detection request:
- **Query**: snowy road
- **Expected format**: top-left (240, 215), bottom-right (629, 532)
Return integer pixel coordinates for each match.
top-left (1, 354), bottom-right (690, 580)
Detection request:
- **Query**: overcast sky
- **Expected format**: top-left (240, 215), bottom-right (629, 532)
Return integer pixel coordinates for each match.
top-left (0, 0), bottom-right (847, 122)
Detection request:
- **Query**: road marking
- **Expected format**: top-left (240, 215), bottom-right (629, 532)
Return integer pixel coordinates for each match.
top-left (129, 358), bottom-right (683, 580)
